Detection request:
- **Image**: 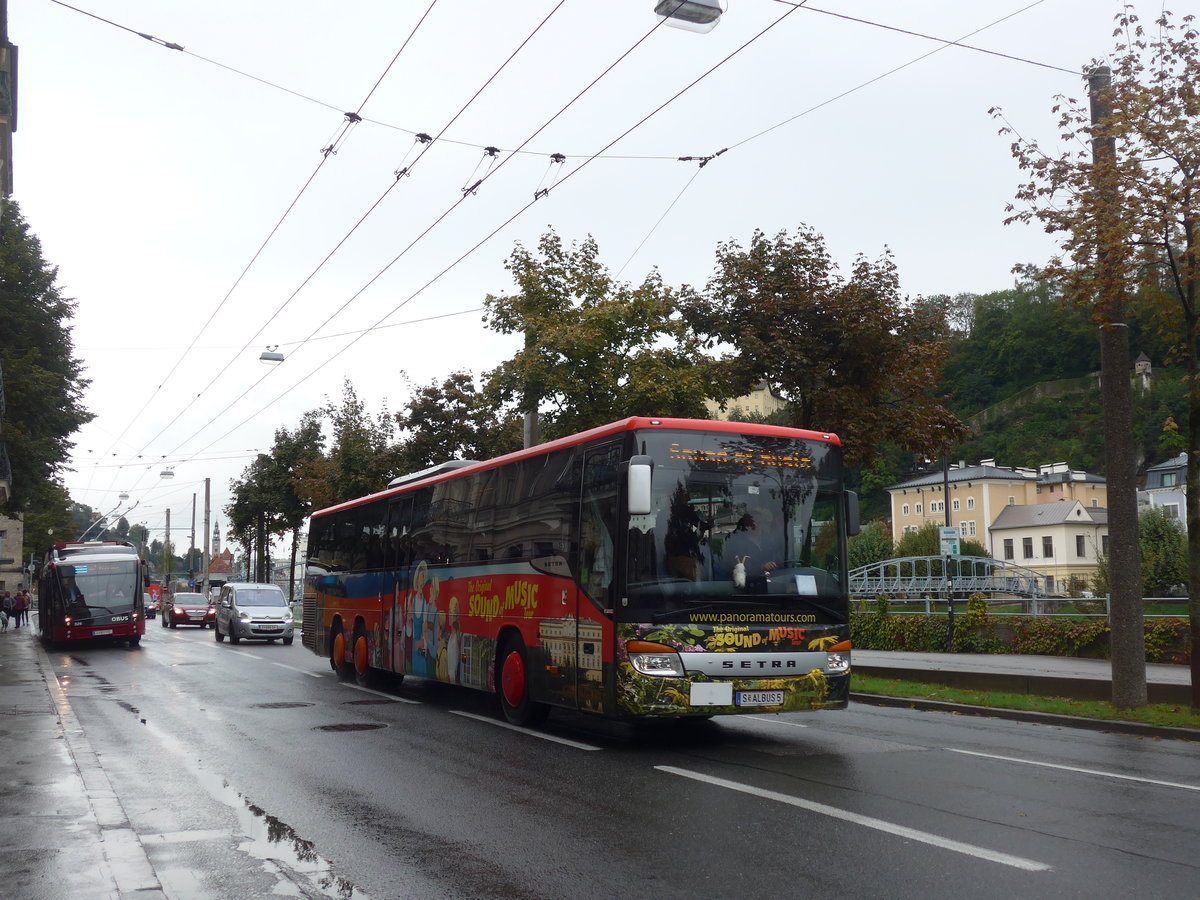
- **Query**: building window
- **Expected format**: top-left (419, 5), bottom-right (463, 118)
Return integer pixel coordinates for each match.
top-left (902, 504), bottom-right (910, 516)
top-left (967, 521), bottom-right (977, 537)
top-left (916, 504), bottom-right (923, 515)
top-left (1076, 535), bottom-right (1086, 557)
top-left (967, 497), bottom-right (975, 510)
top-left (1023, 537), bottom-right (1034, 559)
top-left (1008, 496), bottom-right (1016, 506)
top-left (1163, 503), bottom-right (1180, 519)
top-left (1091, 498), bottom-right (1098, 507)
top-left (1042, 536), bottom-right (1053, 557)
top-left (1003, 538), bottom-right (1014, 560)
top-left (1163, 473), bottom-right (1178, 487)
top-left (952, 498), bottom-right (960, 511)
top-left (1101, 534), bottom-right (1110, 556)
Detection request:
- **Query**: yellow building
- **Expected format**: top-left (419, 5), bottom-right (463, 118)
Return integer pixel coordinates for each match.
top-left (886, 461), bottom-right (1108, 593)
top-left (704, 382), bottom-right (786, 421)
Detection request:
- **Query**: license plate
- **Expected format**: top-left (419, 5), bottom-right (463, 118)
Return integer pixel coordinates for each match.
top-left (92, 629), bottom-right (113, 636)
top-left (259, 625), bottom-right (282, 631)
top-left (736, 690), bottom-right (784, 707)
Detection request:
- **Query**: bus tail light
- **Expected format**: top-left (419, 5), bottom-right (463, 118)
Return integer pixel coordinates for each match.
top-left (626, 640), bottom-right (685, 677)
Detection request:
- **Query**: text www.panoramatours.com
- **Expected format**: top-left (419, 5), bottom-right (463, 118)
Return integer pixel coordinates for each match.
top-left (687, 613), bottom-right (818, 624)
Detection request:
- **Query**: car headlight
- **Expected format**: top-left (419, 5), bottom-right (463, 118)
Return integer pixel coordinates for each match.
top-left (239, 615), bottom-right (252, 624)
top-left (626, 640), bottom-right (686, 677)
top-left (282, 612), bottom-right (293, 622)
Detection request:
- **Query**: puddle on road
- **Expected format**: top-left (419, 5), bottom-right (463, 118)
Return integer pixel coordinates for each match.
top-left (144, 722), bottom-right (374, 899)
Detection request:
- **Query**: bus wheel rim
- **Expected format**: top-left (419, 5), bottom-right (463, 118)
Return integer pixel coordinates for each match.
top-left (332, 632), bottom-right (346, 668)
top-left (354, 634), bottom-right (368, 675)
top-left (501, 649), bottom-right (525, 708)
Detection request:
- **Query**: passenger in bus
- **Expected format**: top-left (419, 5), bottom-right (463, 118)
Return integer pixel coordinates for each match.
top-left (662, 485), bottom-right (704, 581)
top-left (721, 508), bottom-right (780, 579)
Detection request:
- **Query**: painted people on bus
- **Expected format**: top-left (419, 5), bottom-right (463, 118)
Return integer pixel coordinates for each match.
top-left (411, 565), bottom-right (439, 677)
top-left (442, 595), bottom-right (462, 685)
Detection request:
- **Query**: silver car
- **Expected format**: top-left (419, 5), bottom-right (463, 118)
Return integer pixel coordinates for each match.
top-left (214, 582), bottom-right (294, 645)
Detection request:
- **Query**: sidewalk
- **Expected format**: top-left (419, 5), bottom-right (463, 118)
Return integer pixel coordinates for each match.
top-left (0, 623), bottom-right (162, 899)
top-left (852, 649), bottom-right (1191, 705)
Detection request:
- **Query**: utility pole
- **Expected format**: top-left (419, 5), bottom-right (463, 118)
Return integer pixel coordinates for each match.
top-left (164, 508), bottom-right (171, 591)
top-left (1090, 66), bottom-right (1147, 709)
top-left (202, 478), bottom-right (210, 598)
top-left (190, 492), bottom-right (196, 588)
top-left (943, 455), bottom-right (954, 650)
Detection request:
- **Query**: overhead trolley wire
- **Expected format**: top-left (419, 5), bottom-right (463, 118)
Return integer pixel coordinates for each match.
top-left (620, 0), bottom-right (1064, 275)
top-left (180, 3), bottom-right (804, 463)
top-left (107, 1), bottom-right (444, 461)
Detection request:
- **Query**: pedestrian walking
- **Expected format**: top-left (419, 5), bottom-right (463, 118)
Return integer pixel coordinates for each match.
top-left (17, 590), bottom-right (30, 626)
top-left (1, 591), bottom-right (14, 628)
top-left (13, 590), bottom-right (27, 627)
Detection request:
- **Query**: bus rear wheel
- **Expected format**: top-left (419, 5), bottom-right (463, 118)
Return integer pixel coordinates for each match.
top-left (497, 637), bottom-right (549, 727)
top-left (353, 628), bottom-right (374, 687)
top-left (331, 628), bottom-right (353, 680)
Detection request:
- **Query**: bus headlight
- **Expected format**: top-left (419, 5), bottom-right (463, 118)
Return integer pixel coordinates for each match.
top-left (824, 640), bottom-right (852, 675)
top-left (626, 640), bottom-right (685, 677)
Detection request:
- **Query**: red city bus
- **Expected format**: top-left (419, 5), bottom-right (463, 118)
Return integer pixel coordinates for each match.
top-left (38, 541), bottom-right (147, 647)
top-left (304, 417), bottom-right (859, 725)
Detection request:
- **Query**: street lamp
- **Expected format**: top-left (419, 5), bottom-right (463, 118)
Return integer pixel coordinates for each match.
top-left (654, 0), bottom-right (723, 33)
top-left (260, 345), bottom-right (285, 365)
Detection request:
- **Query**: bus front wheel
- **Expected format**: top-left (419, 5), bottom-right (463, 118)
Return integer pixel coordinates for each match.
top-left (497, 637), bottom-right (549, 727)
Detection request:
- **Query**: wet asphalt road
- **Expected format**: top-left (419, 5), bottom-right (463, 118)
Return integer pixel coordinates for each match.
top-left (32, 624), bottom-right (1200, 899)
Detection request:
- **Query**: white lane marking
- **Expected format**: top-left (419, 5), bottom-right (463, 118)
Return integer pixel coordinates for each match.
top-left (339, 682), bottom-right (421, 703)
top-left (743, 715), bottom-right (809, 728)
top-left (655, 766), bottom-right (1052, 872)
top-left (450, 711), bottom-right (603, 751)
top-left (946, 748), bottom-right (1200, 793)
top-left (272, 662), bottom-right (324, 678)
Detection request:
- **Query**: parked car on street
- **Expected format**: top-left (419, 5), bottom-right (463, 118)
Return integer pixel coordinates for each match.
top-left (162, 592), bottom-right (216, 628)
top-left (215, 582), bottom-right (294, 645)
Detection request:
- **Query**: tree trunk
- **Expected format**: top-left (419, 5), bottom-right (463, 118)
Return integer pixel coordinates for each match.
top-left (1187, 310), bottom-right (1200, 709)
top-left (1100, 322), bottom-right (1147, 708)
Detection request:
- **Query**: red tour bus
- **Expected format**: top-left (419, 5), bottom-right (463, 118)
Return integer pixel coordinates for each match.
top-left (304, 417), bottom-right (859, 725)
top-left (38, 541), bottom-right (147, 647)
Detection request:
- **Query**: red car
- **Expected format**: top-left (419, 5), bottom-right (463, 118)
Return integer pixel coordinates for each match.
top-left (161, 592), bottom-right (216, 628)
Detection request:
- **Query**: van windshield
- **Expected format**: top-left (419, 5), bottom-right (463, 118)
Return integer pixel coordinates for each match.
top-left (236, 590), bottom-right (287, 607)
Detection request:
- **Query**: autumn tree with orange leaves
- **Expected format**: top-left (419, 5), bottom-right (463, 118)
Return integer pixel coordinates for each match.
top-left (997, 7), bottom-right (1200, 707)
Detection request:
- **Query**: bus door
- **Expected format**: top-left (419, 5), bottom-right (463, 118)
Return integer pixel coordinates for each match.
top-left (386, 495), bottom-right (413, 675)
top-left (575, 443), bottom-right (621, 711)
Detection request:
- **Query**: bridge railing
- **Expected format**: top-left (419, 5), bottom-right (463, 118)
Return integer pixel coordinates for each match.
top-left (850, 595), bottom-right (1189, 619)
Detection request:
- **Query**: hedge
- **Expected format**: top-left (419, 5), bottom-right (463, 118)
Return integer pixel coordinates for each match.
top-left (850, 595), bottom-right (1191, 664)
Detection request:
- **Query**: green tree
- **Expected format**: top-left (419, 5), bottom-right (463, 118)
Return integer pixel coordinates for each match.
top-left (322, 380), bottom-right (400, 503)
top-left (848, 522), bottom-right (894, 570)
top-left (484, 231), bottom-right (713, 440)
top-left (0, 201), bottom-right (93, 520)
top-left (1139, 508), bottom-right (1188, 598)
top-left (998, 8), bottom-right (1200, 706)
top-left (683, 227), bottom-right (967, 466)
top-left (395, 371), bottom-right (520, 472)
top-left (894, 521), bottom-right (988, 560)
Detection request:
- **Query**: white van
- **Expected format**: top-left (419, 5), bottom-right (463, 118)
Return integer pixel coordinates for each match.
top-left (214, 582), bottom-right (294, 645)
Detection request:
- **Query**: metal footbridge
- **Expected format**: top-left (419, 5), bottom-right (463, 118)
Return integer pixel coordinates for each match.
top-left (849, 555), bottom-right (1052, 598)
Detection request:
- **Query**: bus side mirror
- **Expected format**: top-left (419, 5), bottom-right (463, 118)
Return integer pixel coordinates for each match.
top-left (845, 490), bottom-right (861, 537)
top-left (628, 456), bottom-right (653, 516)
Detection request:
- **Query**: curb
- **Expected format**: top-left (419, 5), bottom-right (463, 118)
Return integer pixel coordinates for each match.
top-left (850, 691), bottom-right (1200, 742)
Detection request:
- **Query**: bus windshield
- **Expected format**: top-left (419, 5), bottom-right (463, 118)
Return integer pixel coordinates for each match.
top-left (58, 560), bottom-right (139, 622)
top-left (627, 430), bottom-right (845, 616)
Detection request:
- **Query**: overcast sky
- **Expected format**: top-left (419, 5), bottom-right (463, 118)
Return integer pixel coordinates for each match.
top-left (10, 0), bottom-right (1169, 554)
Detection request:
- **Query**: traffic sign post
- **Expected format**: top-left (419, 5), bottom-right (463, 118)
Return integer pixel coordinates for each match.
top-left (940, 527), bottom-right (960, 651)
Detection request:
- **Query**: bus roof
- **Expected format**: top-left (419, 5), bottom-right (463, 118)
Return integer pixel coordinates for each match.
top-left (313, 416), bottom-right (841, 519)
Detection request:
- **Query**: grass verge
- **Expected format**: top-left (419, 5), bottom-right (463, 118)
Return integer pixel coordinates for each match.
top-left (851, 672), bottom-right (1200, 731)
